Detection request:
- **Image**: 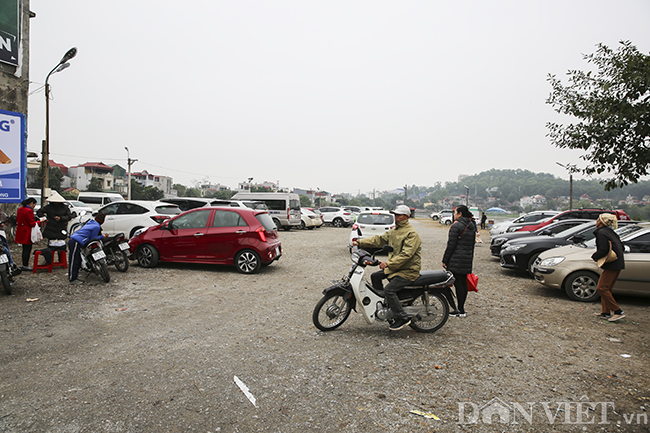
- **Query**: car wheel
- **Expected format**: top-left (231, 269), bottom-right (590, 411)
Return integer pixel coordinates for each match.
top-left (333, 218), bottom-right (343, 227)
top-left (129, 226), bottom-right (144, 239)
top-left (273, 218), bottom-right (281, 231)
top-left (137, 244), bottom-right (159, 268)
top-left (445, 219), bottom-right (452, 225)
top-left (527, 252), bottom-right (541, 277)
top-left (432, 216), bottom-right (439, 221)
top-left (299, 221), bottom-right (306, 230)
top-left (564, 271), bottom-right (600, 302)
top-left (235, 250), bottom-right (261, 274)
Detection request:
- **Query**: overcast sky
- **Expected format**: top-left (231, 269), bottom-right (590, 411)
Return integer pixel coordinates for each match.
top-left (26, 0), bottom-right (650, 195)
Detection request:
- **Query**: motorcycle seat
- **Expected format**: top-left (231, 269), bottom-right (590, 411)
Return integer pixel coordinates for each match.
top-left (411, 270), bottom-right (452, 286)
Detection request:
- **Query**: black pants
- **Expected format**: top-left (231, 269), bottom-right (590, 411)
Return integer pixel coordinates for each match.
top-left (68, 239), bottom-right (83, 282)
top-left (446, 272), bottom-right (468, 313)
top-left (371, 270), bottom-right (411, 321)
top-left (21, 244), bottom-right (32, 267)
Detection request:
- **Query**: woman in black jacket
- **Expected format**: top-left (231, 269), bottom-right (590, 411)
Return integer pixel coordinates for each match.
top-left (37, 192), bottom-right (72, 241)
top-left (591, 213), bottom-right (626, 322)
top-left (442, 205), bottom-right (476, 317)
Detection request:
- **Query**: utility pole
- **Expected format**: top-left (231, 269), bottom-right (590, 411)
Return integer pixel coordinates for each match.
top-left (404, 185), bottom-right (408, 205)
top-left (125, 147), bottom-right (137, 200)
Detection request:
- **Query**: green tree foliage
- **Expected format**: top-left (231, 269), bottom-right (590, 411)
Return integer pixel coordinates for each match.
top-left (546, 41), bottom-right (650, 190)
top-left (204, 189), bottom-right (236, 199)
top-left (173, 184), bottom-right (187, 196)
top-left (299, 195), bottom-right (312, 207)
top-left (130, 179), bottom-right (164, 200)
top-left (28, 167), bottom-right (64, 191)
top-left (87, 177), bottom-right (104, 192)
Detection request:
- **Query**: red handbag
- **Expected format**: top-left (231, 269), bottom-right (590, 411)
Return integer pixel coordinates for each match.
top-left (467, 273), bottom-right (478, 292)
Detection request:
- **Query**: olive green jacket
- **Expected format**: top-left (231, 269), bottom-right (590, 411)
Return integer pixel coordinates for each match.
top-left (357, 219), bottom-right (422, 281)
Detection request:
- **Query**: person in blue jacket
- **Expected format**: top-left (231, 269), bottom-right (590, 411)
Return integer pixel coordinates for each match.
top-left (68, 212), bottom-right (108, 284)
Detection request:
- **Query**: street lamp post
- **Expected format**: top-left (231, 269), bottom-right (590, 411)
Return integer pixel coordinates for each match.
top-left (125, 147), bottom-right (137, 200)
top-left (556, 162), bottom-right (573, 210)
top-left (41, 47), bottom-right (77, 207)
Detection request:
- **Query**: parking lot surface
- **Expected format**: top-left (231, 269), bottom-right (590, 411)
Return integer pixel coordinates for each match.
top-left (1, 219), bottom-right (649, 432)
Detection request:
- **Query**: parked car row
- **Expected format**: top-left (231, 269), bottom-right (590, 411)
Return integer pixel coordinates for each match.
top-left (488, 209), bottom-right (649, 304)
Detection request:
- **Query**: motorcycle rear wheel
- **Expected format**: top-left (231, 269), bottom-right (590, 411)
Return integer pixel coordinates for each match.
top-left (312, 291), bottom-right (352, 331)
top-left (93, 261), bottom-right (111, 283)
top-left (408, 292), bottom-right (449, 333)
top-left (114, 251), bottom-right (130, 272)
top-left (1, 270), bottom-right (10, 295)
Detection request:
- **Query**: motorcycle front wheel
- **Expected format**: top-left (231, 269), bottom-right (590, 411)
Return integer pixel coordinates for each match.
top-left (93, 260), bottom-right (111, 283)
top-left (408, 292), bottom-right (449, 333)
top-left (1, 270), bottom-right (10, 295)
top-left (113, 251), bottom-right (130, 272)
top-left (312, 291), bottom-right (353, 331)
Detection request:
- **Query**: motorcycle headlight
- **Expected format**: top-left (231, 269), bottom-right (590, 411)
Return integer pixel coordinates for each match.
top-left (538, 256), bottom-right (565, 267)
top-left (503, 243), bottom-right (526, 252)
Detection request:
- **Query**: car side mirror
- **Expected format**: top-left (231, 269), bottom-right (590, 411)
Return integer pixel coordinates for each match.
top-left (571, 234), bottom-right (585, 243)
top-left (539, 229), bottom-right (552, 236)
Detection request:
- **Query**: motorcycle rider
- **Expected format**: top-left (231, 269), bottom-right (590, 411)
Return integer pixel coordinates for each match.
top-left (68, 212), bottom-right (108, 284)
top-left (352, 205), bottom-right (422, 331)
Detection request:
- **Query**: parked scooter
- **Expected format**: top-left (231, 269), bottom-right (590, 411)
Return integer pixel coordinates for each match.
top-left (80, 238), bottom-right (111, 283)
top-left (0, 219), bottom-right (20, 295)
top-left (103, 232), bottom-right (130, 272)
top-left (312, 246), bottom-right (454, 333)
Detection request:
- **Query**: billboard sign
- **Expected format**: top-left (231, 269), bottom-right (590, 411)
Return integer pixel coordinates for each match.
top-left (0, 0), bottom-right (19, 67)
top-left (0, 109), bottom-right (25, 202)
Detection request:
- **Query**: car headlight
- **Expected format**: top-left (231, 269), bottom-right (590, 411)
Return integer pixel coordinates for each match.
top-left (133, 228), bottom-right (146, 238)
top-left (503, 243), bottom-right (526, 252)
top-left (493, 238), bottom-right (506, 246)
top-left (538, 257), bottom-right (565, 267)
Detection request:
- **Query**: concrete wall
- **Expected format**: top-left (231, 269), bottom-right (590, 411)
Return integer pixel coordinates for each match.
top-left (0, 0), bottom-right (32, 115)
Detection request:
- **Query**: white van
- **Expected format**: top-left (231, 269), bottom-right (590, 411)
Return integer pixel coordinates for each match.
top-left (77, 192), bottom-right (124, 210)
top-left (231, 192), bottom-right (301, 230)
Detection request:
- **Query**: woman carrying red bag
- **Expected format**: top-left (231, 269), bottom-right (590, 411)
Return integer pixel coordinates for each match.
top-left (15, 197), bottom-right (42, 271)
top-left (442, 205), bottom-right (476, 317)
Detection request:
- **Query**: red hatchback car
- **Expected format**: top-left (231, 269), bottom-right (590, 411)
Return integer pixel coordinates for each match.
top-left (128, 207), bottom-right (282, 274)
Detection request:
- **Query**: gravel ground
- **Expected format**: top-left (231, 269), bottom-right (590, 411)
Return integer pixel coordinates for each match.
top-left (1, 218), bottom-right (649, 432)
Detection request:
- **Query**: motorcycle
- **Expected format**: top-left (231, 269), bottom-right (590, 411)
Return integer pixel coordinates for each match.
top-left (102, 232), bottom-right (130, 272)
top-left (312, 246), bottom-right (454, 333)
top-left (0, 221), bottom-right (20, 295)
top-left (80, 238), bottom-right (111, 283)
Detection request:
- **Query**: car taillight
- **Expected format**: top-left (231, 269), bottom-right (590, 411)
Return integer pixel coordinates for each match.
top-left (352, 224), bottom-right (358, 230)
top-left (256, 226), bottom-right (267, 242)
top-left (150, 215), bottom-right (170, 224)
top-left (343, 212), bottom-right (351, 215)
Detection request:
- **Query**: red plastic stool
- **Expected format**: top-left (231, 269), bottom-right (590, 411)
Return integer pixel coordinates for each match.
top-left (33, 250), bottom-right (53, 273)
top-left (51, 250), bottom-right (67, 270)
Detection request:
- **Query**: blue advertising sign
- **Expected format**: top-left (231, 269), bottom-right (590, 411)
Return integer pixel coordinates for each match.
top-left (0, 109), bottom-right (25, 202)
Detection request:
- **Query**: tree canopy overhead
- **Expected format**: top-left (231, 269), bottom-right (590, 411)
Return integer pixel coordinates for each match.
top-left (546, 41), bottom-right (650, 190)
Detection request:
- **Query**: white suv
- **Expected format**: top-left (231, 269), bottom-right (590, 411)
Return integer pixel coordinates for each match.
top-left (318, 206), bottom-right (354, 227)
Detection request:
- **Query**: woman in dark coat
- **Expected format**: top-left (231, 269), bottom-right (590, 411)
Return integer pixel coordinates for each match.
top-left (15, 197), bottom-right (41, 270)
top-left (591, 213), bottom-right (626, 322)
top-left (442, 205), bottom-right (476, 317)
top-left (37, 191), bottom-right (73, 241)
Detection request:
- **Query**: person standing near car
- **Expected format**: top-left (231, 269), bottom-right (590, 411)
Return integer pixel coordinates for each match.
top-left (15, 197), bottom-right (42, 271)
top-left (68, 212), bottom-right (108, 284)
top-left (480, 212), bottom-right (487, 230)
top-left (352, 205), bottom-right (422, 331)
top-left (442, 205), bottom-right (476, 317)
top-left (592, 213), bottom-right (626, 322)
